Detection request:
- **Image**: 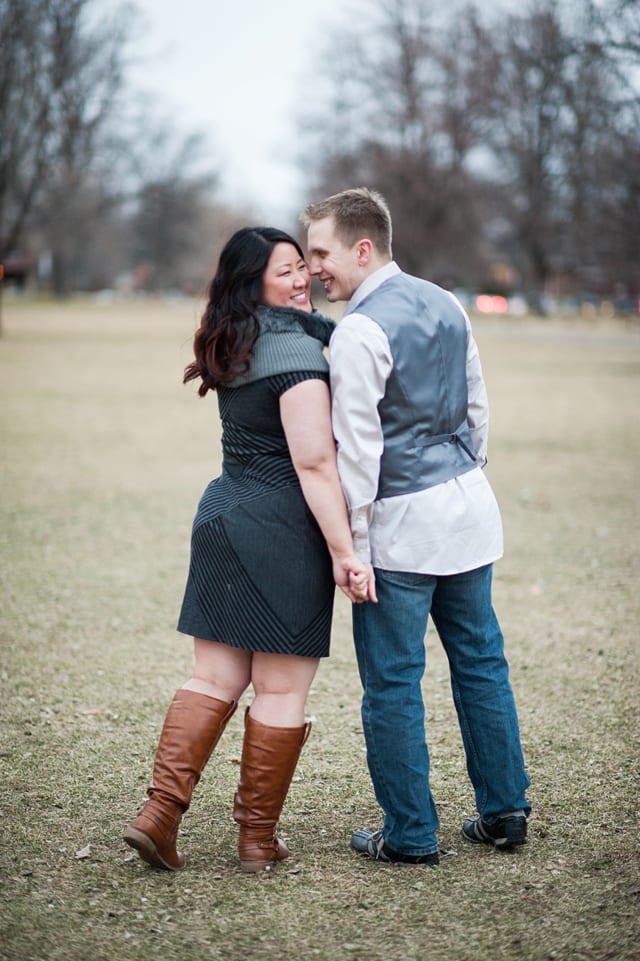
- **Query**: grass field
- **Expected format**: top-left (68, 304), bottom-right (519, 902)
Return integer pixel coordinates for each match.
top-left (1, 297), bottom-right (639, 961)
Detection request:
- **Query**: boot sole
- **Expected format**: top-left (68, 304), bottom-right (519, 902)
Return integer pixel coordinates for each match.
top-left (123, 826), bottom-right (183, 871)
top-left (239, 858), bottom-right (280, 874)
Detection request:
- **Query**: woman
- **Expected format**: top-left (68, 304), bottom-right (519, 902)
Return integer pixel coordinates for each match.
top-left (123, 227), bottom-right (371, 874)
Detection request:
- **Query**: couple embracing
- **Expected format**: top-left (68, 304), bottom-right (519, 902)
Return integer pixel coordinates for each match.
top-left (123, 188), bottom-right (530, 874)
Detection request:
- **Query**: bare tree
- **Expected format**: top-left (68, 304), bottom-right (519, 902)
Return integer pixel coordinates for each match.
top-left (298, 0), bottom-right (640, 301)
top-left (589, 0), bottom-right (640, 61)
top-left (127, 127), bottom-right (219, 293)
top-left (472, 3), bottom-right (574, 294)
top-left (0, 0), bottom-right (130, 291)
top-left (299, 0), bottom-right (490, 285)
top-left (581, 0), bottom-right (640, 299)
top-left (477, 0), bottom-right (640, 299)
top-left (0, 0), bottom-right (230, 297)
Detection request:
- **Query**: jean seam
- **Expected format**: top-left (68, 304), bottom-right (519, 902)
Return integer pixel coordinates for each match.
top-left (450, 674), bottom-right (488, 813)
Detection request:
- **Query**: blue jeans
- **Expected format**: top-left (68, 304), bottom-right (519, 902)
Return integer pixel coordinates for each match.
top-left (352, 564), bottom-right (530, 855)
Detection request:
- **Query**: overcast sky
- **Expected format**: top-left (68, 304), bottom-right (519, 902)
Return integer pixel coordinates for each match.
top-left (104, 0), bottom-right (511, 227)
top-left (105, 0), bottom-right (349, 225)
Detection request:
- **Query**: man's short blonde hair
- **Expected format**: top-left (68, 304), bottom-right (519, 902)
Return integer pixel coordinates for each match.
top-left (301, 187), bottom-right (392, 257)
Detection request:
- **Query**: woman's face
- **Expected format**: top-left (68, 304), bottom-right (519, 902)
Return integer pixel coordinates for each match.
top-left (261, 242), bottom-right (312, 313)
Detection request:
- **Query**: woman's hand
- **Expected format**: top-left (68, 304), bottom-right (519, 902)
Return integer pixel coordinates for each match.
top-left (333, 556), bottom-right (377, 604)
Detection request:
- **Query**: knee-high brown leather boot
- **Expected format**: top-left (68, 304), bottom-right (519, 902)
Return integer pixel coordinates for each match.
top-left (124, 689), bottom-right (237, 870)
top-left (233, 710), bottom-right (311, 873)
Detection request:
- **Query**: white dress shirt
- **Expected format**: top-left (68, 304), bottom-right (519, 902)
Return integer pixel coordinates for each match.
top-left (329, 262), bottom-right (504, 575)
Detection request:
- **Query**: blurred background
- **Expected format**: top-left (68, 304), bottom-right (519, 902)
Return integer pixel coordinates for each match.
top-left (1, 0), bottom-right (638, 316)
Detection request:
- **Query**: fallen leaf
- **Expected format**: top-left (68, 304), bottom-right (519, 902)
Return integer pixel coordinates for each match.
top-left (75, 844), bottom-right (91, 860)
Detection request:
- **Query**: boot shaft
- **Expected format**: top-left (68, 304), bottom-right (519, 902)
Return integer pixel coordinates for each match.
top-left (124, 689), bottom-right (237, 871)
top-left (150, 690), bottom-right (237, 809)
top-left (233, 711), bottom-right (311, 828)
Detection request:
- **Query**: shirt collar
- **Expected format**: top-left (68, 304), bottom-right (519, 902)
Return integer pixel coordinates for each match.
top-left (346, 261), bottom-right (400, 314)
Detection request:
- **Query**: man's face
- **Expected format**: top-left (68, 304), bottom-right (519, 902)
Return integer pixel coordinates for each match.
top-left (306, 216), bottom-right (361, 303)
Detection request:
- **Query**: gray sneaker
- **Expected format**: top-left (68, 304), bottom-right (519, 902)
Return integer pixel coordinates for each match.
top-left (462, 814), bottom-right (527, 849)
top-left (351, 828), bottom-right (439, 865)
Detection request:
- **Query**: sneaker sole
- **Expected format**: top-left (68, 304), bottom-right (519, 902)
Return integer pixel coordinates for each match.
top-left (462, 827), bottom-right (527, 849)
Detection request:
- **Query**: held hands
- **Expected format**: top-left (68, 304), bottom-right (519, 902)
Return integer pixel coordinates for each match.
top-left (333, 555), bottom-right (377, 604)
top-left (348, 564), bottom-right (377, 604)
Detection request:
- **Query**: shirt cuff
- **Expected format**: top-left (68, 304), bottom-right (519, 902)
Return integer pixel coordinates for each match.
top-left (350, 509), bottom-right (372, 564)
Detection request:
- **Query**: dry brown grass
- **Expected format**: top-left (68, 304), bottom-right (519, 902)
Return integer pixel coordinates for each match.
top-left (1, 297), bottom-right (638, 961)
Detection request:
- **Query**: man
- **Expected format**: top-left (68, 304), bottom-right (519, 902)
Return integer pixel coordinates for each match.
top-left (301, 187), bottom-right (530, 866)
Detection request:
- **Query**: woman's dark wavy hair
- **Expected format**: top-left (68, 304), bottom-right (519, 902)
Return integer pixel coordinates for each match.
top-left (183, 226), bottom-right (306, 395)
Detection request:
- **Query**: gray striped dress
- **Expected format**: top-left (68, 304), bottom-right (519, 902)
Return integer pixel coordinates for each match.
top-left (176, 306), bottom-right (336, 658)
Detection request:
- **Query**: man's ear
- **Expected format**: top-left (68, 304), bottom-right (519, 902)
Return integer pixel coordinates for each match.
top-left (356, 238), bottom-right (374, 266)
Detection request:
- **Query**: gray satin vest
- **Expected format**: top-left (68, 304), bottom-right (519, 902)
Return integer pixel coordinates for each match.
top-left (349, 272), bottom-right (478, 499)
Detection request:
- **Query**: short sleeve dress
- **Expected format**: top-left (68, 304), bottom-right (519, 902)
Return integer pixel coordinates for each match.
top-left (177, 306), bottom-right (337, 658)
